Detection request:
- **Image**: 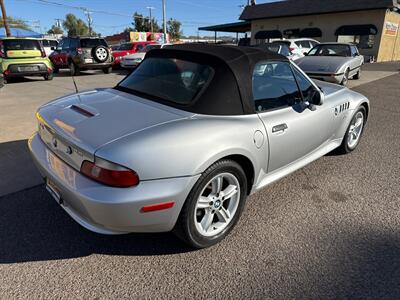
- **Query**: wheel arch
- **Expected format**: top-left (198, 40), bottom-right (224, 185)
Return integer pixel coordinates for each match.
top-left (360, 101), bottom-right (369, 120)
top-left (209, 154), bottom-right (255, 196)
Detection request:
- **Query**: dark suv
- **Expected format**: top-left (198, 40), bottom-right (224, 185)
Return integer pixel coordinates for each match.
top-left (49, 37), bottom-right (113, 76)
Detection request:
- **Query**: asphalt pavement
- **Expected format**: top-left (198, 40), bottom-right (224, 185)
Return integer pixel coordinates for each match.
top-left (0, 63), bottom-right (399, 299)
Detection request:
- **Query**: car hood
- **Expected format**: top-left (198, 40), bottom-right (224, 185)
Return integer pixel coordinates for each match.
top-left (38, 88), bottom-right (191, 153)
top-left (296, 56), bottom-right (352, 73)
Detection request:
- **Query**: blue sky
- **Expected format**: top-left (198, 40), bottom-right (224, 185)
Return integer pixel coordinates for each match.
top-left (5, 0), bottom-right (275, 36)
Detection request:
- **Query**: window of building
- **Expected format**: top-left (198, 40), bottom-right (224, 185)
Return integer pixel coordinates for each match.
top-left (335, 24), bottom-right (378, 49)
top-left (337, 35), bottom-right (375, 49)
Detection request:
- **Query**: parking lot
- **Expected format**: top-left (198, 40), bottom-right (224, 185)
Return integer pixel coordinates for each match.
top-left (0, 62), bottom-right (399, 298)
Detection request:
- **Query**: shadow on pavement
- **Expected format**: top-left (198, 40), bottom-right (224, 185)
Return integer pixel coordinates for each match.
top-left (0, 185), bottom-right (192, 264)
top-left (0, 139), bottom-right (43, 197)
top-left (4, 77), bottom-right (46, 84)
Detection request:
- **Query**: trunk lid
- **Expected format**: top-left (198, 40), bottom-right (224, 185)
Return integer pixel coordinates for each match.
top-left (38, 88), bottom-right (191, 161)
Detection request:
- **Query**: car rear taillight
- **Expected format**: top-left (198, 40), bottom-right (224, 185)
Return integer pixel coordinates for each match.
top-left (80, 158), bottom-right (139, 188)
top-left (4, 70), bottom-right (10, 76)
top-left (77, 48), bottom-right (83, 55)
top-left (289, 47), bottom-right (295, 52)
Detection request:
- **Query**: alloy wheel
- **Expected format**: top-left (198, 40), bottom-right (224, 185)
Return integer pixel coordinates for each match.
top-left (194, 173), bottom-right (240, 237)
top-left (347, 111), bottom-right (364, 149)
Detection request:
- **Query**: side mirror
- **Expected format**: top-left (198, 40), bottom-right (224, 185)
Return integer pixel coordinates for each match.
top-left (306, 89), bottom-right (324, 111)
top-left (51, 47), bottom-right (55, 50)
top-left (303, 52), bottom-right (308, 56)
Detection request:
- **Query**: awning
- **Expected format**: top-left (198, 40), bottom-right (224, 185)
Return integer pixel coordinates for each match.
top-left (255, 30), bottom-right (282, 39)
top-left (335, 24), bottom-right (378, 36)
top-left (283, 28), bottom-right (300, 36)
top-left (198, 21), bottom-right (251, 33)
top-left (299, 28), bottom-right (322, 38)
top-left (0, 28), bottom-right (42, 38)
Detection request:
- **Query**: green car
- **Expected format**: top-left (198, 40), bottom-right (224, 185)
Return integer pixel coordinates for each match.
top-left (0, 37), bottom-right (54, 83)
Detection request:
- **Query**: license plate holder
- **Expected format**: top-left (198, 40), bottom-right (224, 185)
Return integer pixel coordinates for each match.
top-left (18, 66), bottom-right (39, 72)
top-left (46, 178), bottom-right (62, 204)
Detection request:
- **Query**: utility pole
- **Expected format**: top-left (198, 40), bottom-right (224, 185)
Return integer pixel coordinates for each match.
top-left (0, 0), bottom-right (11, 37)
top-left (55, 18), bottom-right (62, 29)
top-left (84, 10), bottom-right (93, 36)
top-left (146, 6), bottom-right (155, 33)
top-left (162, 0), bottom-right (167, 42)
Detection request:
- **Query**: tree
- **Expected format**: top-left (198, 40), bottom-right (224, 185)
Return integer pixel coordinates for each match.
top-left (132, 12), bottom-right (160, 32)
top-left (0, 16), bottom-right (30, 30)
top-left (62, 13), bottom-right (89, 36)
top-left (167, 18), bottom-right (182, 40)
top-left (47, 24), bottom-right (63, 35)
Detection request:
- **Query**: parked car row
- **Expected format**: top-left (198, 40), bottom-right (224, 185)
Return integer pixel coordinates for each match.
top-left (0, 36), bottom-right (174, 88)
top-left (254, 38), bottom-right (363, 86)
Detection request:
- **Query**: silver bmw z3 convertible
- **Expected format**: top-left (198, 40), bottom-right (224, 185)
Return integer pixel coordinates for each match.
top-left (29, 44), bottom-right (370, 248)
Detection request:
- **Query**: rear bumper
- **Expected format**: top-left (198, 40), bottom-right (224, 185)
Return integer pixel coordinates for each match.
top-left (28, 133), bottom-right (200, 234)
top-left (121, 60), bottom-right (141, 68)
top-left (5, 63), bottom-right (51, 77)
top-left (77, 62), bottom-right (112, 70)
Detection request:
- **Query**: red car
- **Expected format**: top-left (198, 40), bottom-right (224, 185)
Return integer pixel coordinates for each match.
top-left (112, 41), bottom-right (156, 66)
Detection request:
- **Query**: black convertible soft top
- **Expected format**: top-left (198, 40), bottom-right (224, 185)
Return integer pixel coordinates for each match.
top-left (145, 44), bottom-right (287, 115)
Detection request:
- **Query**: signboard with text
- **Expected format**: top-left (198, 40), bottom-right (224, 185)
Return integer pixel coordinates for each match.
top-left (384, 21), bottom-right (399, 36)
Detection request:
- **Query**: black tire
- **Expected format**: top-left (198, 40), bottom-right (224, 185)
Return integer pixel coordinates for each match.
top-left (353, 68), bottom-right (361, 80)
top-left (69, 61), bottom-right (80, 76)
top-left (102, 66), bottom-right (112, 74)
top-left (341, 69), bottom-right (350, 86)
top-left (53, 66), bottom-right (59, 74)
top-left (174, 159), bottom-right (248, 249)
top-left (44, 73), bottom-right (53, 81)
top-left (92, 45), bottom-right (109, 63)
top-left (337, 106), bottom-right (367, 154)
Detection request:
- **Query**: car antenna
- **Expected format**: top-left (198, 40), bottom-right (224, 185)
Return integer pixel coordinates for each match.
top-left (72, 76), bottom-right (79, 94)
top-left (71, 76), bottom-right (83, 103)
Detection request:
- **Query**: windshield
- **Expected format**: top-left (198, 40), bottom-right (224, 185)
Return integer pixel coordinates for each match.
top-left (139, 44), bottom-right (161, 53)
top-left (80, 38), bottom-right (108, 48)
top-left (3, 39), bottom-right (41, 51)
top-left (117, 57), bottom-right (213, 105)
top-left (118, 43), bottom-right (133, 51)
top-left (308, 44), bottom-right (351, 57)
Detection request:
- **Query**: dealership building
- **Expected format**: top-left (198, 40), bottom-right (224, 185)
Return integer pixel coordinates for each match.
top-left (200, 0), bottom-right (400, 62)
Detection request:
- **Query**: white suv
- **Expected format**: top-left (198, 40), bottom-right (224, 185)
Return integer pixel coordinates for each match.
top-left (273, 38), bottom-right (319, 59)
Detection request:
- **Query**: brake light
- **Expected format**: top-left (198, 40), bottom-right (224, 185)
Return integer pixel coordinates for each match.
top-left (4, 70), bottom-right (10, 76)
top-left (80, 158), bottom-right (139, 188)
top-left (289, 47), bottom-right (295, 52)
top-left (77, 48), bottom-right (83, 55)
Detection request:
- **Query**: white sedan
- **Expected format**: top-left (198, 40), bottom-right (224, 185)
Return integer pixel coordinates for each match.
top-left (121, 43), bottom-right (171, 69)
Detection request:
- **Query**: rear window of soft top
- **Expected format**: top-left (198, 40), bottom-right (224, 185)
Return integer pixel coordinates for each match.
top-left (117, 57), bottom-right (213, 105)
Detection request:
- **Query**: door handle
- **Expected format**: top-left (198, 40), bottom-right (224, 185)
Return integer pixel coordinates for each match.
top-left (272, 123), bottom-right (288, 133)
